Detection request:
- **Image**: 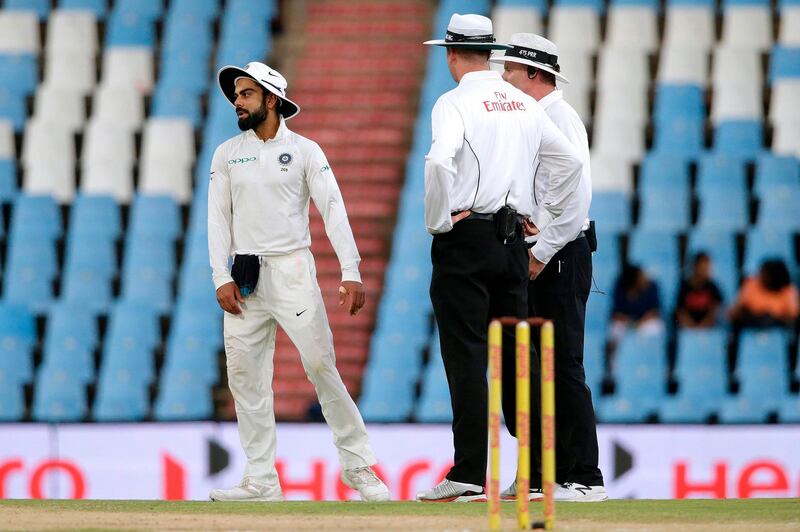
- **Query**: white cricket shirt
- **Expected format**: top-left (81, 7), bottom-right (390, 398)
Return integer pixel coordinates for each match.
top-left (208, 120), bottom-right (361, 290)
top-left (424, 70), bottom-right (583, 235)
top-left (528, 89), bottom-right (592, 265)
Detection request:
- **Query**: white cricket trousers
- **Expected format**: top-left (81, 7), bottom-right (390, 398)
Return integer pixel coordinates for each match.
top-left (223, 248), bottom-right (376, 492)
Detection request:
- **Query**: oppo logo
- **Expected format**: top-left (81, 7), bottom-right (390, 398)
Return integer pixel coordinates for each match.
top-left (228, 157), bottom-right (256, 165)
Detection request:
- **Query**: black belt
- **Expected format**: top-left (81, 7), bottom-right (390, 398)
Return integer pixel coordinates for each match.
top-left (451, 211), bottom-right (524, 222)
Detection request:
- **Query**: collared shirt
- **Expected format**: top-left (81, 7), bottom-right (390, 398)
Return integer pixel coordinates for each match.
top-left (424, 70), bottom-right (583, 235)
top-left (208, 120), bottom-right (361, 290)
top-left (528, 89), bottom-right (592, 265)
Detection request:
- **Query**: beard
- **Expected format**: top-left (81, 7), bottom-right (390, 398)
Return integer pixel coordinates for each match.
top-left (237, 103), bottom-right (267, 131)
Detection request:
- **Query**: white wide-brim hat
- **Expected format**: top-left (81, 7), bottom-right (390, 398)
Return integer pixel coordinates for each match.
top-left (490, 33), bottom-right (570, 84)
top-left (218, 62), bottom-right (301, 120)
top-left (423, 13), bottom-right (510, 51)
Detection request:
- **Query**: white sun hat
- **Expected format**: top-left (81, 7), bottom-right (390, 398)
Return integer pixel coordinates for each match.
top-left (423, 13), bottom-right (510, 51)
top-left (490, 33), bottom-right (570, 84)
top-left (217, 62), bottom-right (301, 120)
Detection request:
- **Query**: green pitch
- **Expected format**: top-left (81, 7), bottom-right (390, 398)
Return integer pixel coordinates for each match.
top-left (1, 498), bottom-right (798, 531)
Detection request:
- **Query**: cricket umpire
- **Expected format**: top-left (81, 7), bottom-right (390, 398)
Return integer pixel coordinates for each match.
top-left (492, 34), bottom-right (607, 502)
top-left (207, 62), bottom-right (389, 502)
top-left (415, 15), bottom-right (584, 502)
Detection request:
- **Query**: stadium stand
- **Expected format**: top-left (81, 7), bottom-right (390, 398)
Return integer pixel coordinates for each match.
top-left (0, 0), bottom-right (797, 426)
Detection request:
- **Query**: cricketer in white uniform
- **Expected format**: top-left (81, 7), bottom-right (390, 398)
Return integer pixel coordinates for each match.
top-left (207, 62), bottom-right (389, 502)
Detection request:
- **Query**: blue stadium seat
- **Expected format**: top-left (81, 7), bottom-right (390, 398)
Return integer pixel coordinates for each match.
top-left (696, 154), bottom-right (748, 195)
top-left (653, 85), bottom-right (706, 124)
top-left (769, 46), bottom-right (800, 82)
top-left (601, 332), bottom-right (667, 421)
top-left (628, 229), bottom-right (680, 267)
top-left (93, 379), bottom-right (149, 421)
top-left (154, 380), bottom-right (213, 421)
top-left (0, 54), bottom-right (38, 95)
top-left (128, 195), bottom-right (180, 240)
top-left (169, 0), bottom-right (219, 20)
top-left (225, 0), bottom-right (276, 20)
top-left (754, 154), bottom-right (800, 197)
top-left (68, 195), bottom-right (121, 241)
top-left (114, 0), bottom-right (163, 19)
top-left (0, 159), bottom-right (16, 202)
top-left (653, 117), bottom-right (704, 158)
top-left (161, 17), bottom-right (213, 56)
top-left (638, 188), bottom-right (690, 231)
top-left (42, 304), bottom-right (98, 384)
top-left (4, 239), bottom-right (57, 312)
top-left (554, 0), bottom-right (605, 10)
top-left (0, 382), bottom-right (25, 421)
top-left (718, 396), bottom-right (772, 423)
top-left (583, 332), bottom-right (606, 400)
top-left (714, 121), bottom-right (764, 161)
top-left (104, 302), bottom-right (161, 349)
top-left (0, 303), bottom-right (35, 385)
top-left (216, 39), bottom-right (270, 71)
top-left (32, 368), bottom-right (87, 422)
top-left (61, 259), bottom-right (115, 314)
top-left (0, 89), bottom-right (26, 131)
top-left (499, 0), bottom-right (547, 8)
top-left (638, 155), bottom-right (690, 196)
top-left (589, 192), bottom-right (629, 234)
top-left (696, 186), bottom-right (749, 231)
top-left (594, 231), bottom-right (620, 267)
top-left (4, 0), bottom-right (50, 18)
top-left (105, 10), bottom-right (155, 47)
top-left (177, 263), bottom-right (217, 307)
top-left (60, 0), bottom-right (107, 18)
top-left (585, 292), bottom-right (612, 333)
top-left (10, 195), bottom-right (62, 241)
top-left (743, 229), bottom-right (795, 274)
top-left (121, 269), bottom-right (173, 315)
top-left (158, 51), bottom-right (209, 94)
top-left (416, 351), bottom-right (452, 423)
top-left (151, 86), bottom-right (202, 127)
top-left (64, 234), bottom-right (117, 278)
top-left (757, 187), bottom-right (800, 231)
top-left (735, 330), bottom-right (790, 412)
top-left (778, 396), bottom-right (800, 423)
top-left (123, 236), bottom-right (177, 278)
top-left (593, 260), bottom-right (619, 297)
top-left (663, 328), bottom-right (728, 421)
top-left (359, 376), bottom-right (415, 423)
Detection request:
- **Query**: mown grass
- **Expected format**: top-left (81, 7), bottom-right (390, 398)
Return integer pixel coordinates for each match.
top-left (1, 498), bottom-right (798, 524)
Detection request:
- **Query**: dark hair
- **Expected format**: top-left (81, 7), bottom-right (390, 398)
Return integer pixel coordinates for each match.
top-left (693, 252), bottom-right (710, 267)
top-left (760, 259), bottom-right (791, 292)
top-left (617, 263), bottom-right (643, 293)
top-left (527, 66), bottom-right (557, 86)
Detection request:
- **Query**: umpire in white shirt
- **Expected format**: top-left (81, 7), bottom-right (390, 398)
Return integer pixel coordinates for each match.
top-left (416, 15), bottom-right (584, 502)
top-left (207, 62), bottom-right (389, 502)
top-left (492, 34), bottom-right (607, 502)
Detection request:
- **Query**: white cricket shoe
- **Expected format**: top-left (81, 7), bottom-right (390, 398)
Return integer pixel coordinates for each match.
top-left (341, 466), bottom-right (390, 501)
top-left (555, 482), bottom-right (608, 502)
top-left (500, 480), bottom-right (544, 501)
top-left (416, 479), bottom-right (487, 502)
top-left (209, 478), bottom-right (284, 502)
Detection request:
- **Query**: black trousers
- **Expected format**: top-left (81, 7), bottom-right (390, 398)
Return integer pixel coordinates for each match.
top-left (522, 235), bottom-right (604, 487)
top-left (430, 218), bottom-right (529, 487)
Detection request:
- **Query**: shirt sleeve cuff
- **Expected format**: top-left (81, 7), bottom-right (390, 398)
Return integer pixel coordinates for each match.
top-left (341, 269), bottom-right (362, 284)
top-left (531, 208), bottom-right (554, 233)
top-left (531, 241), bottom-right (555, 265)
top-left (212, 273), bottom-right (235, 290)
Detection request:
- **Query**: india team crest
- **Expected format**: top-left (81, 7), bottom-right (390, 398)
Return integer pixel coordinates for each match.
top-left (278, 153), bottom-right (293, 166)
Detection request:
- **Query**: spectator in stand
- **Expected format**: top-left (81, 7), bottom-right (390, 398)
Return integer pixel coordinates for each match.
top-left (676, 252), bottom-right (724, 328)
top-left (729, 259), bottom-right (799, 330)
top-left (609, 263), bottom-right (664, 345)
